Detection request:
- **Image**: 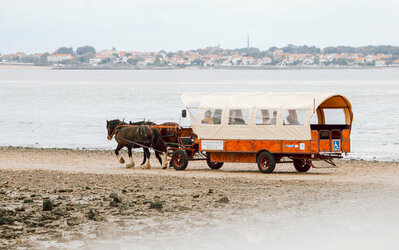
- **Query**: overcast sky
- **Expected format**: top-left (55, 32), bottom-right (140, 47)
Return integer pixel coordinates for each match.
top-left (1, 0), bottom-right (398, 54)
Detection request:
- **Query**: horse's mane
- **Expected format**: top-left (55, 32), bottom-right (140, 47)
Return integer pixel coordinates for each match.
top-left (108, 119), bottom-right (126, 126)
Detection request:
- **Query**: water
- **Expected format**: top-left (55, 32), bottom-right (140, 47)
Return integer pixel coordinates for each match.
top-left (1, 68), bottom-right (399, 161)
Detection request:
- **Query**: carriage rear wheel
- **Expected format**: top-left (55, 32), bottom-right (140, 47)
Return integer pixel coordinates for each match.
top-left (206, 153), bottom-right (224, 169)
top-left (257, 151), bottom-right (276, 173)
top-left (293, 159), bottom-right (311, 172)
top-left (171, 150), bottom-right (188, 171)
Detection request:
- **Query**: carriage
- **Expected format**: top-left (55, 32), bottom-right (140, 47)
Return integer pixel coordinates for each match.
top-left (166, 92), bottom-right (353, 173)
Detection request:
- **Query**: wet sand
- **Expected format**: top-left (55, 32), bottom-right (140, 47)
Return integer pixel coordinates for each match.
top-left (1, 147), bottom-right (398, 248)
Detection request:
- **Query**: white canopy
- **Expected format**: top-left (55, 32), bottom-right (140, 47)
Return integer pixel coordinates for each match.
top-left (181, 92), bottom-right (352, 140)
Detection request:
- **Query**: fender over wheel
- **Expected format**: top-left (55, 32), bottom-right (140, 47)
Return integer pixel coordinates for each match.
top-left (257, 151), bottom-right (276, 173)
top-left (206, 153), bottom-right (224, 169)
top-left (170, 150), bottom-right (189, 171)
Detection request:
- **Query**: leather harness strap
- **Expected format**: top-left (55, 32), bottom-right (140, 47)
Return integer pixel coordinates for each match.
top-left (145, 125), bottom-right (153, 136)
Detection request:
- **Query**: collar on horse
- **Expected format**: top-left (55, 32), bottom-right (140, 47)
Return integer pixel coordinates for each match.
top-left (145, 125), bottom-right (153, 136)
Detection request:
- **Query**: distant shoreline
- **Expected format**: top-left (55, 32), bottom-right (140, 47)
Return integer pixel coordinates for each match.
top-left (1, 63), bottom-right (399, 71)
top-left (52, 65), bottom-right (399, 70)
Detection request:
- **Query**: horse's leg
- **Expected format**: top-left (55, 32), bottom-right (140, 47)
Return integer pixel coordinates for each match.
top-left (155, 151), bottom-right (163, 166)
top-left (162, 151), bottom-right (168, 169)
top-left (144, 148), bottom-right (152, 169)
top-left (115, 144), bottom-right (125, 164)
top-left (126, 147), bottom-right (135, 168)
top-left (141, 148), bottom-right (148, 166)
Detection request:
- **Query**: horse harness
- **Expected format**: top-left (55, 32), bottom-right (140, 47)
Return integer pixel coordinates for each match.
top-left (137, 125), bottom-right (154, 145)
top-left (109, 124), bottom-right (154, 143)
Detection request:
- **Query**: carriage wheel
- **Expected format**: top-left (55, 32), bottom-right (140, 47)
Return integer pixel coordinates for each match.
top-left (257, 151), bottom-right (276, 173)
top-left (206, 153), bottom-right (224, 170)
top-left (293, 159), bottom-right (311, 172)
top-left (171, 150), bottom-right (188, 171)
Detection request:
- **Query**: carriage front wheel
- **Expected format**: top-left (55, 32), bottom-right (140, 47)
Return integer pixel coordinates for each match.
top-left (257, 151), bottom-right (276, 173)
top-left (171, 150), bottom-right (189, 171)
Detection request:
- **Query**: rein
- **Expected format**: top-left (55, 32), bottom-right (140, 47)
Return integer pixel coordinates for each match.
top-left (118, 137), bottom-right (165, 154)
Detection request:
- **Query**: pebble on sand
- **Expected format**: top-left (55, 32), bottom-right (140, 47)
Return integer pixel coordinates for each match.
top-left (43, 200), bottom-right (54, 211)
top-left (217, 197), bottom-right (229, 204)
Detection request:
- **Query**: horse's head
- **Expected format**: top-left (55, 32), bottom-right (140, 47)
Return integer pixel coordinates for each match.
top-left (106, 119), bottom-right (126, 140)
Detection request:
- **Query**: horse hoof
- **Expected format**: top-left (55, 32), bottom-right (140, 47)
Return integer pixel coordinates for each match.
top-left (119, 157), bottom-right (125, 164)
top-left (162, 166), bottom-right (167, 169)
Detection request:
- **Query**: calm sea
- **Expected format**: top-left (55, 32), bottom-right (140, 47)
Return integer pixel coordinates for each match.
top-left (1, 68), bottom-right (398, 161)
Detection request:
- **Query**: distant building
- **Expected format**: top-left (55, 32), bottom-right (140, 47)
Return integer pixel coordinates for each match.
top-left (47, 54), bottom-right (73, 62)
top-left (89, 58), bottom-right (101, 65)
top-left (242, 56), bottom-right (255, 65)
top-left (303, 58), bottom-right (314, 65)
top-left (375, 60), bottom-right (385, 66)
top-left (355, 57), bottom-right (365, 64)
top-left (392, 59), bottom-right (399, 65)
top-left (98, 50), bottom-right (118, 57)
top-left (259, 57), bottom-right (272, 64)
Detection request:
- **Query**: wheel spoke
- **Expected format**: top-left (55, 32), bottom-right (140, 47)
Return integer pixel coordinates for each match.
top-left (261, 156), bottom-right (270, 169)
top-left (174, 153), bottom-right (183, 166)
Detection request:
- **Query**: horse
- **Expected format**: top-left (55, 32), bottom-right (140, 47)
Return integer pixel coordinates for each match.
top-left (157, 122), bottom-right (179, 144)
top-left (130, 120), bottom-right (179, 168)
top-left (128, 120), bottom-right (168, 168)
top-left (106, 119), bottom-right (167, 169)
top-left (130, 121), bottom-right (179, 144)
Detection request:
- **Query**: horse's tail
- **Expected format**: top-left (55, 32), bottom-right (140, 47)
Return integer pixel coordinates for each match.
top-left (151, 127), bottom-right (167, 153)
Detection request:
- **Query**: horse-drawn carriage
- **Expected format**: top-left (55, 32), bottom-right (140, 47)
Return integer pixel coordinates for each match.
top-left (166, 92), bottom-right (353, 173)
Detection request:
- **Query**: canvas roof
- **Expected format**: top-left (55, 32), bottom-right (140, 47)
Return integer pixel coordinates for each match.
top-left (181, 92), bottom-right (352, 140)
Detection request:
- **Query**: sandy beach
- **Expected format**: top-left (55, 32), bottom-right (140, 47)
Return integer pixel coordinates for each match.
top-left (0, 147), bottom-right (399, 248)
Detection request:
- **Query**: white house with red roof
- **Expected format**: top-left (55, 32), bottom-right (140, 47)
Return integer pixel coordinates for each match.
top-left (47, 54), bottom-right (73, 62)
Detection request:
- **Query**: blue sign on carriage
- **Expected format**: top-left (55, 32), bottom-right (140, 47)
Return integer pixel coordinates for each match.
top-left (333, 140), bottom-right (340, 151)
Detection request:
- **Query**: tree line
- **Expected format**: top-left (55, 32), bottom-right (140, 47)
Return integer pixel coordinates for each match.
top-left (49, 44), bottom-right (399, 59)
top-left (4, 44), bottom-right (399, 66)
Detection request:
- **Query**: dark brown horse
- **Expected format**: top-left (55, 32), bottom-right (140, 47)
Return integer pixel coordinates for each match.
top-left (157, 122), bottom-right (179, 144)
top-left (130, 121), bottom-right (179, 168)
top-left (129, 121), bottom-right (179, 144)
top-left (128, 120), bottom-right (165, 167)
top-left (106, 119), bottom-right (167, 169)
